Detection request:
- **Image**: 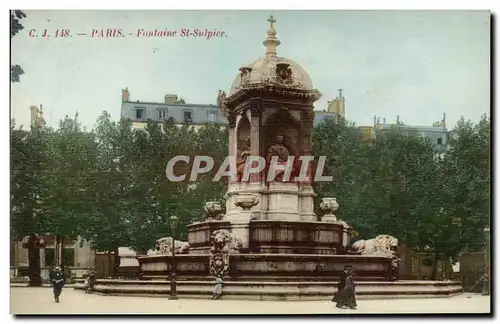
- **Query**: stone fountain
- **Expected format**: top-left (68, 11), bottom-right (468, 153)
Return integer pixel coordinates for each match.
top-left (77, 16), bottom-right (462, 300)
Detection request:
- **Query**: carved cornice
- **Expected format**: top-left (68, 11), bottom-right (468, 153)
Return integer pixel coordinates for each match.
top-left (301, 110), bottom-right (315, 123)
top-left (226, 84), bottom-right (322, 106)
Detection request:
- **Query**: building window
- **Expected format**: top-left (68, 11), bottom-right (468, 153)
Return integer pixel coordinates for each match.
top-left (208, 111), bottom-right (217, 123)
top-left (44, 247), bottom-right (74, 267)
top-left (45, 248), bottom-right (56, 267)
top-left (63, 248), bottom-right (75, 267)
top-left (135, 108), bottom-right (145, 120)
top-left (437, 138), bottom-right (442, 145)
top-left (158, 109), bottom-right (166, 119)
top-left (184, 111), bottom-right (193, 124)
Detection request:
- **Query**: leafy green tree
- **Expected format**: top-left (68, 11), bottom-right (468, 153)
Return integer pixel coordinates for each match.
top-left (11, 10), bottom-right (26, 82)
top-left (11, 120), bottom-right (53, 285)
top-left (182, 124), bottom-right (228, 223)
top-left (313, 120), bottom-right (443, 252)
top-left (10, 122), bottom-right (46, 240)
top-left (364, 127), bottom-right (442, 249)
top-left (37, 114), bottom-right (97, 267)
top-left (80, 113), bottom-right (136, 261)
top-left (436, 116), bottom-right (490, 261)
top-left (312, 118), bottom-right (371, 232)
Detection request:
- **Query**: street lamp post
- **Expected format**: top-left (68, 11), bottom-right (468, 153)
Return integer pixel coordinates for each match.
top-left (168, 215), bottom-right (179, 300)
top-left (481, 227), bottom-right (490, 296)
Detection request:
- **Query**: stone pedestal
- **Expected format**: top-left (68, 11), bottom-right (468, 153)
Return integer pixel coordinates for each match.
top-left (118, 247), bottom-right (139, 267)
top-left (299, 185), bottom-right (316, 221)
top-left (187, 221), bottom-right (231, 254)
top-left (226, 182), bottom-right (264, 219)
top-left (227, 193), bottom-right (260, 250)
top-left (321, 215), bottom-right (337, 222)
top-left (230, 210), bottom-right (253, 250)
top-left (266, 182), bottom-right (300, 221)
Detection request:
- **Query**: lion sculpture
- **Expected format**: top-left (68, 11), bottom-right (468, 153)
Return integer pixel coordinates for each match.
top-left (209, 229), bottom-right (242, 277)
top-left (147, 237), bottom-right (190, 256)
top-left (210, 229), bottom-right (241, 254)
top-left (349, 235), bottom-right (398, 257)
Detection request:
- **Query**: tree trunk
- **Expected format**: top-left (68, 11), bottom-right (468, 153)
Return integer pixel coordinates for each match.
top-left (55, 236), bottom-right (65, 270)
top-left (26, 234), bottom-right (42, 287)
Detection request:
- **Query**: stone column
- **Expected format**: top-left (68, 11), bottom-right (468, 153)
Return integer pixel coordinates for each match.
top-left (227, 113), bottom-right (237, 162)
top-left (226, 113), bottom-right (237, 214)
top-left (246, 100), bottom-right (264, 220)
top-left (299, 110), bottom-right (317, 221)
top-left (249, 101), bottom-right (261, 183)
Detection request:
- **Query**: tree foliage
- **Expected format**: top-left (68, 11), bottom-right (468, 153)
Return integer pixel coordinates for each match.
top-left (10, 122), bottom-right (46, 239)
top-left (11, 10), bottom-right (26, 82)
top-left (312, 117), bottom-right (490, 263)
top-left (11, 111), bottom-right (490, 267)
top-left (437, 115), bottom-right (490, 259)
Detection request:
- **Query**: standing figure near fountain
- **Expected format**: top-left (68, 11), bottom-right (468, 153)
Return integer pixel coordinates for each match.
top-left (334, 265), bottom-right (357, 309)
top-left (212, 276), bottom-right (224, 300)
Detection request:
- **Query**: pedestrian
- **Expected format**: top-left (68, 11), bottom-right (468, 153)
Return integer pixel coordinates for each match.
top-left (84, 269), bottom-right (96, 294)
top-left (211, 276), bottom-right (223, 300)
top-left (49, 266), bottom-right (66, 303)
top-left (333, 265), bottom-right (357, 309)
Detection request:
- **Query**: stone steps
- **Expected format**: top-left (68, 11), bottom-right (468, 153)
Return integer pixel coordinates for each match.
top-left (73, 279), bottom-right (463, 301)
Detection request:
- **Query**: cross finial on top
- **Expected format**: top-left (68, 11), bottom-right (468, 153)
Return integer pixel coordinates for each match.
top-left (267, 15), bottom-right (276, 29)
top-left (263, 15), bottom-right (280, 56)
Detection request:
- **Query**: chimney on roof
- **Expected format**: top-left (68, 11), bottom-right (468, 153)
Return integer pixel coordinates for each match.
top-left (327, 90), bottom-right (345, 119)
top-left (30, 105), bottom-right (39, 126)
top-left (164, 94), bottom-right (178, 104)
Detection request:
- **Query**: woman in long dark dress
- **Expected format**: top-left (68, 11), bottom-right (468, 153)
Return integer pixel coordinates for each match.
top-left (335, 265), bottom-right (357, 309)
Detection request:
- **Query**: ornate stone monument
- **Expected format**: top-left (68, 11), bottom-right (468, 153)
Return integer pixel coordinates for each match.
top-left (223, 15), bottom-right (320, 226)
top-left (105, 16), bottom-right (461, 300)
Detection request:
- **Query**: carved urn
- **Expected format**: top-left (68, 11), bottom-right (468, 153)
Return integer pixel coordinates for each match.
top-left (204, 201), bottom-right (223, 221)
top-left (319, 197), bottom-right (339, 222)
top-left (235, 194), bottom-right (260, 211)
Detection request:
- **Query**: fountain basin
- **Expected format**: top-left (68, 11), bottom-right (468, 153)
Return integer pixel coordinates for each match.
top-left (187, 220), bottom-right (350, 255)
top-left (137, 253), bottom-right (395, 281)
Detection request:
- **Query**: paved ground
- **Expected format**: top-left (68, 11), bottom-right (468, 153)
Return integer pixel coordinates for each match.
top-left (10, 287), bottom-right (491, 315)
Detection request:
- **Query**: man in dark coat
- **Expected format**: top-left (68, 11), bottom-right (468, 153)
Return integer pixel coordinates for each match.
top-left (49, 266), bottom-right (66, 303)
top-left (333, 265), bottom-right (357, 309)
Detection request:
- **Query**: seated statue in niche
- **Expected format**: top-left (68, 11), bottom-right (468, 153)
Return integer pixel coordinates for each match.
top-left (236, 137), bottom-right (251, 182)
top-left (266, 135), bottom-right (298, 182)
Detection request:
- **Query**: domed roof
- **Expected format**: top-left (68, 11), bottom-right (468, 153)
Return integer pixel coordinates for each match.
top-left (227, 15), bottom-right (317, 97)
top-left (229, 55), bottom-right (314, 96)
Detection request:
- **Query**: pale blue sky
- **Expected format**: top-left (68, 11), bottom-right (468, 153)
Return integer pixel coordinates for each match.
top-left (11, 10), bottom-right (490, 130)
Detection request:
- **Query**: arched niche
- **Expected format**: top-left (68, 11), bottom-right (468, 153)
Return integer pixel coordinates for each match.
top-left (264, 110), bottom-right (301, 157)
top-left (236, 114), bottom-right (251, 156)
